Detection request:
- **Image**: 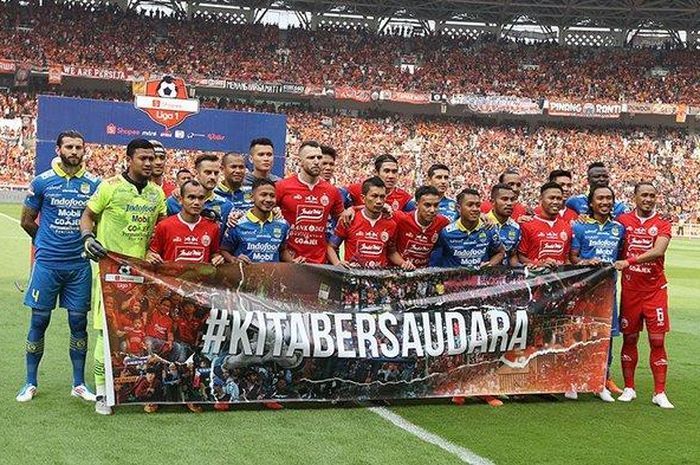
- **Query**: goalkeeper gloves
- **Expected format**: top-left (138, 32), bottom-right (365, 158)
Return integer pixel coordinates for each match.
top-left (81, 231), bottom-right (107, 261)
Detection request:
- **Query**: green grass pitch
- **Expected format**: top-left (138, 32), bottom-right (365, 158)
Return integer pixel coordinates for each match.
top-left (1, 203), bottom-right (698, 465)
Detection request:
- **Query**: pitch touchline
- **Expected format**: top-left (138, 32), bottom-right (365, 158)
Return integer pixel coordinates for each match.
top-left (0, 212), bottom-right (21, 225)
top-left (368, 407), bottom-right (496, 465)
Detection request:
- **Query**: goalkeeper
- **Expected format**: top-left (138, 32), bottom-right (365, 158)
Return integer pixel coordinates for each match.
top-left (79, 139), bottom-right (166, 415)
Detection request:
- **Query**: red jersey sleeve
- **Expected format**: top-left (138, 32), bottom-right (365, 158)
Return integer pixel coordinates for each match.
top-left (149, 221), bottom-right (166, 254)
top-left (517, 223), bottom-right (532, 258)
top-left (334, 218), bottom-right (349, 241)
top-left (658, 218), bottom-right (672, 238)
top-left (209, 222), bottom-right (220, 255)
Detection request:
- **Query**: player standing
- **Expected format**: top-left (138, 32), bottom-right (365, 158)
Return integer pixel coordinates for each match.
top-left (243, 138), bottom-right (281, 187)
top-left (566, 162), bottom-right (628, 217)
top-left (485, 183), bottom-right (521, 266)
top-left (220, 178), bottom-right (291, 264)
top-left (432, 188), bottom-right (505, 269)
top-left (345, 155), bottom-right (413, 212)
top-left (570, 185), bottom-right (626, 402)
top-left (276, 141), bottom-right (345, 264)
top-left (481, 170), bottom-right (530, 221)
top-left (406, 164), bottom-right (458, 222)
top-left (79, 139), bottom-right (166, 415)
top-left (328, 177), bottom-right (412, 269)
top-left (394, 186), bottom-right (450, 268)
top-left (147, 180), bottom-right (223, 266)
top-left (165, 168), bottom-right (192, 216)
top-left (614, 182), bottom-right (674, 408)
top-left (149, 140), bottom-right (176, 197)
top-left (16, 130), bottom-right (100, 403)
top-left (534, 170), bottom-right (578, 223)
top-left (215, 152), bottom-right (252, 212)
top-left (518, 182), bottom-right (572, 268)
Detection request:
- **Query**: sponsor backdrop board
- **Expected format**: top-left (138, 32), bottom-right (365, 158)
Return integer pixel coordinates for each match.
top-left (35, 95), bottom-right (286, 175)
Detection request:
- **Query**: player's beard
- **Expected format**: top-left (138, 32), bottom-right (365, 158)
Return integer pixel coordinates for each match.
top-left (60, 154), bottom-right (83, 168)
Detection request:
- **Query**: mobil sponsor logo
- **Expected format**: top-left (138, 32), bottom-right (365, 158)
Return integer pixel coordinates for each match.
top-left (296, 204), bottom-right (324, 222)
top-left (538, 239), bottom-right (564, 257)
top-left (175, 247), bottom-right (205, 262)
top-left (357, 240), bottom-right (384, 256)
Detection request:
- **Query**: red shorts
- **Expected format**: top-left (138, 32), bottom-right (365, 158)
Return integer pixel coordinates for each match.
top-left (620, 286), bottom-right (669, 334)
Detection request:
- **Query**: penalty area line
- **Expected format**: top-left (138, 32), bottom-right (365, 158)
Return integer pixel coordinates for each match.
top-left (368, 406), bottom-right (496, 465)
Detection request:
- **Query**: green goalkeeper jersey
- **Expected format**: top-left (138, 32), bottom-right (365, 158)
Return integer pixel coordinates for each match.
top-left (87, 174), bottom-right (166, 259)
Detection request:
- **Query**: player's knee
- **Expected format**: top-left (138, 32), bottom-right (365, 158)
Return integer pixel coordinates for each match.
top-left (648, 333), bottom-right (665, 349)
top-left (30, 309), bottom-right (52, 332)
top-left (623, 332), bottom-right (639, 345)
top-left (67, 311), bottom-right (88, 334)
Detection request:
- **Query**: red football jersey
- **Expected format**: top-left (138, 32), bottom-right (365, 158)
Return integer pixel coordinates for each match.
top-left (145, 311), bottom-right (173, 340)
top-left (393, 211), bottom-right (449, 268)
top-left (276, 175), bottom-right (345, 264)
top-left (149, 214), bottom-right (220, 263)
top-left (518, 216), bottom-right (572, 265)
top-left (481, 200), bottom-right (529, 221)
top-left (334, 210), bottom-right (397, 268)
top-left (346, 183), bottom-right (412, 212)
top-left (175, 316), bottom-right (203, 346)
top-left (617, 211), bottom-right (671, 291)
top-left (126, 326), bottom-right (145, 354)
top-left (534, 206), bottom-right (579, 224)
top-left (161, 180), bottom-right (177, 198)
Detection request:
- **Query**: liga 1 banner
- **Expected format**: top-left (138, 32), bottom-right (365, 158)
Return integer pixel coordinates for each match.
top-left (100, 254), bottom-right (615, 407)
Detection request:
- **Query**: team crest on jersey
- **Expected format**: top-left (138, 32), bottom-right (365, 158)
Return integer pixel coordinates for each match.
top-left (134, 75), bottom-right (200, 130)
top-left (560, 231), bottom-right (568, 241)
top-left (80, 182), bottom-right (91, 194)
top-left (649, 225), bottom-right (658, 236)
top-left (320, 194), bottom-right (329, 206)
top-left (392, 201), bottom-right (399, 211)
top-left (273, 227), bottom-right (282, 238)
top-left (508, 230), bottom-right (516, 239)
top-left (611, 227), bottom-right (620, 236)
top-left (479, 232), bottom-right (487, 240)
top-left (201, 233), bottom-right (211, 247)
top-left (380, 231), bottom-right (389, 242)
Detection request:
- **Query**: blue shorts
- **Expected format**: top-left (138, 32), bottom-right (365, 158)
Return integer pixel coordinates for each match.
top-left (23, 261), bottom-right (92, 312)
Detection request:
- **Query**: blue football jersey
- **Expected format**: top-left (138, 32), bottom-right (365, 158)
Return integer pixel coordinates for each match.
top-left (406, 196), bottom-right (459, 222)
top-left (571, 218), bottom-right (625, 263)
top-left (486, 211), bottom-right (521, 265)
top-left (25, 162), bottom-right (100, 268)
top-left (221, 211), bottom-right (289, 262)
top-left (432, 219), bottom-right (502, 268)
top-left (214, 182), bottom-right (253, 212)
top-left (566, 194), bottom-right (628, 218)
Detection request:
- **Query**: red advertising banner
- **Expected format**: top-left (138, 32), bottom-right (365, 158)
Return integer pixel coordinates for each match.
top-left (547, 100), bottom-right (622, 118)
top-left (100, 254), bottom-right (614, 408)
top-left (335, 86), bottom-right (372, 103)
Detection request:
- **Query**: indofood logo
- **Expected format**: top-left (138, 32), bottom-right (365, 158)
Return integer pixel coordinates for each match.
top-left (134, 75), bottom-right (199, 129)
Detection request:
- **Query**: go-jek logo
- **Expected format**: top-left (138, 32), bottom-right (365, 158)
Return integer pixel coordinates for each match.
top-left (134, 75), bottom-right (200, 129)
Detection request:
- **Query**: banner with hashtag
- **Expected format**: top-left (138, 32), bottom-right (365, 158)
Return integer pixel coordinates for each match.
top-left (100, 253), bottom-right (615, 407)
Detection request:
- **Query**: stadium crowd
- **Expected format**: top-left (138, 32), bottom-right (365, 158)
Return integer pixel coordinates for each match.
top-left (1, 91), bottom-right (699, 220)
top-left (2, 1), bottom-right (700, 103)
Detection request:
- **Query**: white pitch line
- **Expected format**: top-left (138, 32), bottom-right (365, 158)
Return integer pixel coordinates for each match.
top-left (369, 407), bottom-right (496, 465)
top-left (0, 212), bottom-right (21, 225)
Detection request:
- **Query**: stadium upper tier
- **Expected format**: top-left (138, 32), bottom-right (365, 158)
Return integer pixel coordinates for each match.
top-left (2, 2), bottom-right (700, 104)
top-left (1, 90), bottom-right (699, 221)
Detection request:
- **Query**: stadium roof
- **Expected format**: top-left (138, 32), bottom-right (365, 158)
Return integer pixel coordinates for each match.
top-left (189, 0), bottom-right (700, 31)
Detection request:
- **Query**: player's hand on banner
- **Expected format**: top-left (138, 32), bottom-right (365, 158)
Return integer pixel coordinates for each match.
top-left (340, 207), bottom-right (356, 226)
top-left (614, 259), bottom-right (630, 270)
top-left (237, 254), bottom-right (252, 264)
top-left (211, 254), bottom-right (225, 266)
top-left (400, 260), bottom-right (416, 271)
top-left (145, 250), bottom-right (164, 265)
top-left (337, 260), bottom-right (356, 269)
top-left (81, 232), bottom-right (107, 261)
top-left (538, 258), bottom-right (558, 270)
top-left (292, 256), bottom-right (307, 264)
top-left (581, 258), bottom-right (602, 266)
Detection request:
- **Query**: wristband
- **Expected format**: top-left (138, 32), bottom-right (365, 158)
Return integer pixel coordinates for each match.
top-left (627, 256), bottom-right (638, 266)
